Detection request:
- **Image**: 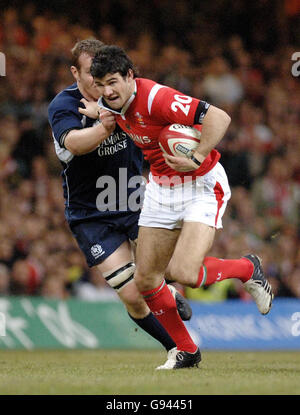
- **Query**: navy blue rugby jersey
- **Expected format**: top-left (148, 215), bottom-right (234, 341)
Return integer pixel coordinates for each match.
top-left (48, 83), bottom-right (144, 222)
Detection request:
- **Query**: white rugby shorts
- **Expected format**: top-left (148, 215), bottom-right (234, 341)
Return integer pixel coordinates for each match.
top-left (138, 162), bottom-right (231, 229)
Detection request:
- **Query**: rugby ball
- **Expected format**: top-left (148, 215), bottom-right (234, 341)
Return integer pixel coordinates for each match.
top-left (159, 124), bottom-right (201, 158)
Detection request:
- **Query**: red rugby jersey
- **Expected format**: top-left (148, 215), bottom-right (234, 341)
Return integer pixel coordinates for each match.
top-left (99, 78), bottom-right (220, 184)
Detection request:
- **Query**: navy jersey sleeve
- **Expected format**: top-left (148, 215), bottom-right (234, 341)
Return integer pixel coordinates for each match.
top-left (48, 94), bottom-right (83, 147)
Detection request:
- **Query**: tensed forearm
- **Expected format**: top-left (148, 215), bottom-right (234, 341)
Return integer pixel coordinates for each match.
top-left (193, 105), bottom-right (231, 162)
top-left (64, 123), bottom-right (111, 155)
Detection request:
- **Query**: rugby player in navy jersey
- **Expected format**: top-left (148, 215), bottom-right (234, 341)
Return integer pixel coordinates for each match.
top-left (48, 39), bottom-right (192, 357)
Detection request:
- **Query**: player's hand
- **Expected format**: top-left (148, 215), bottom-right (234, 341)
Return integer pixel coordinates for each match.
top-left (163, 154), bottom-right (200, 172)
top-left (78, 98), bottom-right (100, 119)
top-left (100, 109), bottom-right (116, 134)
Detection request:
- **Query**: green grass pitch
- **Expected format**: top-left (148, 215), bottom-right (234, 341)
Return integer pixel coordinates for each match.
top-left (0, 349), bottom-right (299, 395)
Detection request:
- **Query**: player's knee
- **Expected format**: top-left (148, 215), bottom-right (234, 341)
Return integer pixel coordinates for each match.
top-left (104, 262), bottom-right (148, 315)
top-left (104, 262), bottom-right (135, 292)
top-left (134, 270), bottom-right (147, 291)
top-left (165, 262), bottom-right (197, 286)
top-left (119, 280), bottom-right (149, 316)
top-left (134, 268), bottom-right (156, 292)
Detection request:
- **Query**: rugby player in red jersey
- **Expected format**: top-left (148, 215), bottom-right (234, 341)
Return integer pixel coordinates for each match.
top-left (81, 45), bottom-right (274, 370)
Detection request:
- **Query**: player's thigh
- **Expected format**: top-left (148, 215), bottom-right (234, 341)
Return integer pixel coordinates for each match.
top-left (96, 240), bottom-right (133, 274)
top-left (134, 226), bottom-right (180, 290)
top-left (166, 221), bottom-right (215, 285)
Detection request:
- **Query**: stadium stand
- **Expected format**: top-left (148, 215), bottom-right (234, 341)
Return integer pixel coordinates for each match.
top-left (0, 0), bottom-right (299, 302)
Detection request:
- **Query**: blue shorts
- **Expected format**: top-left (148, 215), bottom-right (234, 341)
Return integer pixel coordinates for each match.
top-left (69, 212), bottom-right (140, 267)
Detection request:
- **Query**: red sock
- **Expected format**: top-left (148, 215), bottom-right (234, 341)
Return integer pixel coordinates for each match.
top-left (141, 281), bottom-right (197, 353)
top-left (195, 257), bottom-right (254, 287)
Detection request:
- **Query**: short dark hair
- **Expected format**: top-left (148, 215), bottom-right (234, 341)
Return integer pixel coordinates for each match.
top-left (71, 38), bottom-right (104, 69)
top-left (90, 45), bottom-right (139, 79)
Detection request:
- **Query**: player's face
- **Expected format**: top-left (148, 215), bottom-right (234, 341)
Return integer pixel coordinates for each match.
top-left (94, 71), bottom-right (135, 110)
top-left (71, 53), bottom-right (100, 101)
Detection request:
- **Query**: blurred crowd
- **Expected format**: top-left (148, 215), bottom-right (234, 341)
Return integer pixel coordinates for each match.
top-left (0, 1), bottom-right (300, 302)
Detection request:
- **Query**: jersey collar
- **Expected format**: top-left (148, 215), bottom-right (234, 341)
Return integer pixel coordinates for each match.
top-left (97, 81), bottom-right (137, 118)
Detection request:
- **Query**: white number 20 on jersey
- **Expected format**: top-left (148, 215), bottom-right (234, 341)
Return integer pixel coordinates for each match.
top-left (171, 94), bottom-right (192, 116)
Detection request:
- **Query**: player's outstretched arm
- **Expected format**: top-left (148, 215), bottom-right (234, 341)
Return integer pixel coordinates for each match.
top-left (64, 110), bottom-right (116, 155)
top-left (192, 105), bottom-right (231, 163)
